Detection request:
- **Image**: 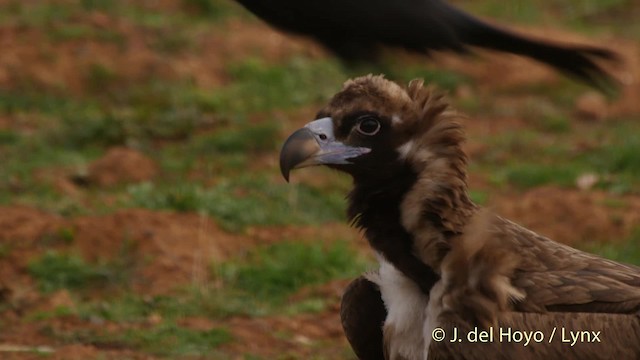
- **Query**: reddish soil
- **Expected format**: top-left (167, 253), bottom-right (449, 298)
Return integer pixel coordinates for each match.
top-left (0, 206), bottom-right (253, 298)
top-left (0, 12), bottom-right (321, 94)
top-left (0, 204), bottom-right (353, 358)
top-left (491, 186), bottom-right (640, 246)
top-left (85, 147), bottom-right (159, 187)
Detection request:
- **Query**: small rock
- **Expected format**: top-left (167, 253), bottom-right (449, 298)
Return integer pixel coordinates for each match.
top-left (293, 334), bottom-right (312, 346)
top-left (147, 313), bottom-right (163, 325)
top-left (48, 289), bottom-right (77, 311)
top-left (576, 173), bottom-right (599, 191)
top-left (574, 92), bottom-right (607, 121)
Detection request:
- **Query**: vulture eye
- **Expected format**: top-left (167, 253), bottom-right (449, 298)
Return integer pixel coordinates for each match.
top-left (356, 116), bottom-right (381, 136)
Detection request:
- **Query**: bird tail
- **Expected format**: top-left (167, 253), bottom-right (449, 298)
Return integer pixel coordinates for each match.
top-left (449, 9), bottom-right (621, 92)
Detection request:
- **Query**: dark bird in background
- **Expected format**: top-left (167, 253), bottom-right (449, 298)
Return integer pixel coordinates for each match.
top-left (279, 75), bottom-right (640, 359)
top-left (234, 0), bottom-right (619, 90)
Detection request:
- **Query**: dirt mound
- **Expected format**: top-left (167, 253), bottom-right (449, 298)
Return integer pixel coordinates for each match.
top-left (0, 207), bottom-right (262, 302)
top-left (74, 209), bottom-right (253, 294)
top-left (0, 207), bottom-right (63, 246)
top-left (0, 204), bottom-right (359, 312)
top-left (0, 207), bottom-right (63, 307)
top-left (84, 147), bottom-right (158, 187)
top-left (491, 186), bottom-right (640, 245)
top-left (0, 319), bottom-right (150, 360)
top-left (220, 310), bottom-right (347, 358)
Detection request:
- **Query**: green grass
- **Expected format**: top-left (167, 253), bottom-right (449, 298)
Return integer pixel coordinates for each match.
top-left (0, 129), bottom-right (19, 145)
top-left (548, 0), bottom-right (632, 31)
top-left (582, 228), bottom-right (640, 266)
top-left (28, 247), bottom-right (136, 293)
top-left (35, 293), bottom-right (204, 324)
top-left (51, 110), bottom-right (130, 148)
top-left (211, 57), bottom-right (345, 119)
top-left (66, 241), bottom-right (365, 320)
top-left (491, 162), bottom-right (581, 189)
top-left (0, 135), bottom-right (99, 210)
top-left (536, 113), bottom-right (572, 134)
top-left (85, 63), bottom-right (121, 93)
top-left (469, 189), bottom-right (489, 205)
top-left (193, 122), bottom-right (281, 154)
top-left (126, 177), bottom-right (345, 232)
top-left (393, 66), bottom-right (471, 92)
top-left (0, 2), bottom-right (76, 26)
top-left (217, 240), bottom-right (367, 302)
top-left (0, 244), bottom-right (12, 259)
top-left (28, 252), bottom-right (109, 293)
top-left (38, 226), bottom-right (76, 247)
top-left (487, 152), bottom-right (640, 192)
top-left (0, 89), bottom-right (79, 114)
top-left (73, 289), bottom-right (260, 321)
top-left (48, 24), bottom-right (127, 45)
top-left (30, 240), bottom-right (368, 323)
top-left (181, 0), bottom-right (243, 19)
top-left (122, 322), bottom-right (232, 356)
top-left (587, 124), bottom-right (640, 177)
top-left (458, 0), bottom-right (631, 31)
top-left (79, 0), bottom-right (118, 11)
top-left (51, 321), bottom-right (231, 357)
top-left (27, 305), bottom-right (76, 322)
top-left (35, 82), bottom-right (215, 148)
top-left (457, 0), bottom-right (542, 24)
top-left (474, 117), bottom-right (640, 192)
top-left (0, 0), bottom-right (240, 27)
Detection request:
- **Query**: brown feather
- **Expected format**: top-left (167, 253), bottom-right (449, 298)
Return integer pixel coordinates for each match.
top-left (397, 80), bottom-right (478, 270)
top-left (341, 275), bottom-right (387, 360)
top-left (438, 210), bottom-right (525, 328)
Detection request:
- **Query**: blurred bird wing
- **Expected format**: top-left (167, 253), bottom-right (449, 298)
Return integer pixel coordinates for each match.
top-left (236, 0), bottom-right (619, 90)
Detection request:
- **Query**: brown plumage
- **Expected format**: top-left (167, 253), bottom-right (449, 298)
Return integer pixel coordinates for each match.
top-left (341, 275), bottom-right (640, 360)
top-left (279, 75), bottom-right (640, 359)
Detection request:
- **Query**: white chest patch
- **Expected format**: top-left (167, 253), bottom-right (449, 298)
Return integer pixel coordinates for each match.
top-left (376, 257), bottom-right (442, 360)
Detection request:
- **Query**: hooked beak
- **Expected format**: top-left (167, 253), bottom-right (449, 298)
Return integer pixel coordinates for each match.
top-left (279, 117), bottom-right (371, 181)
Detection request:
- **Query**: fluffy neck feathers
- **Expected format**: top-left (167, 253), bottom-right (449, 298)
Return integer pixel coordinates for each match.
top-left (347, 80), bottom-right (477, 288)
top-left (399, 81), bottom-right (478, 269)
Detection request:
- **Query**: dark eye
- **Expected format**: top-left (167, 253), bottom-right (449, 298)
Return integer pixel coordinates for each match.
top-left (356, 116), bottom-right (381, 136)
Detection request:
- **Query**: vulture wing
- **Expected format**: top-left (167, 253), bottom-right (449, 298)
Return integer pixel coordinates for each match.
top-left (341, 276), bottom-right (386, 360)
top-left (501, 217), bottom-right (640, 313)
top-left (341, 274), bottom-right (640, 360)
top-left (434, 212), bottom-right (640, 322)
top-left (234, 0), bottom-right (618, 89)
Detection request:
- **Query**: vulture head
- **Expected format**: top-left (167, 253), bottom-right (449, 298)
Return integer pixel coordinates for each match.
top-left (280, 74), bottom-right (473, 286)
top-left (280, 74), bottom-right (466, 188)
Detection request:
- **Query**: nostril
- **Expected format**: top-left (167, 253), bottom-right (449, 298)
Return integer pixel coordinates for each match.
top-left (319, 134), bottom-right (327, 140)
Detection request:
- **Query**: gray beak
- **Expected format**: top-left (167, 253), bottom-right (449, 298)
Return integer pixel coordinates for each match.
top-left (279, 117), bottom-right (371, 181)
